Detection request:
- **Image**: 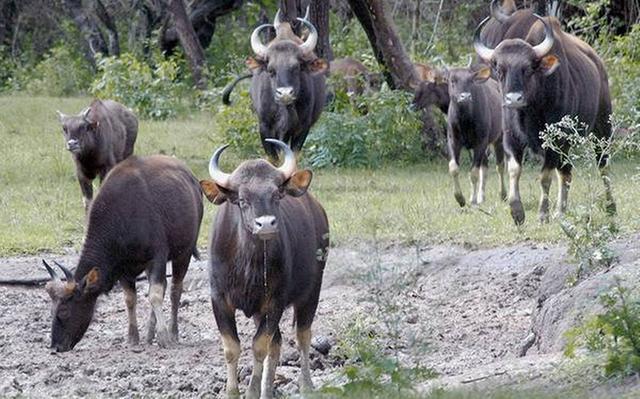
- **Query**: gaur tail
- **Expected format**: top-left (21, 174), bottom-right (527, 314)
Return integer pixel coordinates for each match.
top-left (222, 73), bottom-right (253, 105)
top-left (192, 247), bottom-right (201, 261)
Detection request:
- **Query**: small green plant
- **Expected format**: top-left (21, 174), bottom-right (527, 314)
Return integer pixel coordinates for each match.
top-left (215, 89), bottom-right (263, 158)
top-left (307, 90), bottom-right (423, 168)
top-left (565, 279), bottom-right (640, 377)
top-left (540, 115), bottom-right (639, 283)
top-left (318, 239), bottom-right (435, 397)
top-left (90, 52), bottom-right (186, 120)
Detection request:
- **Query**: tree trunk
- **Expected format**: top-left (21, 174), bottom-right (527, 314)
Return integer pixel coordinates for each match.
top-left (160, 0), bottom-right (242, 54)
top-left (410, 0), bottom-right (420, 56)
top-left (62, 0), bottom-right (109, 67)
top-left (165, 0), bottom-right (207, 90)
top-left (95, 0), bottom-right (120, 56)
top-left (346, 0), bottom-right (418, 90)
top-left (310, 0), bottom-right (333, 60)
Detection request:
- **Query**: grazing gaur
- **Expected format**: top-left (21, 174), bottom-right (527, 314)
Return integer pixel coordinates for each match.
top-left (56, 99), bottom-right (138, 211)
top-left (474, 14), bottom-right (614, 224)
top-left (414, 62), bottom-right (441, 82)
top-left (444, 64), bottom-right (505, 207)
top-left (411, 69), bottom-right (450, 116)
top-left (43, 155), bottom-right (203, 352)
top-left (329, 57), bottom-right (374, 97)
top-left (245, 8), bottom-right (328, 157)
top-left (200, 139), bottom-right (329, 399)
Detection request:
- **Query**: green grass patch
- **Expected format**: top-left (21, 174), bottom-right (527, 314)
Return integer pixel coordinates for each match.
top-left (0, 96), bottom-right (639, 255)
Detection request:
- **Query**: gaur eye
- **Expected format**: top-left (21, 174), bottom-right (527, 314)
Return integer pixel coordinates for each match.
top-left (238, 198), bottom-right (249, 208)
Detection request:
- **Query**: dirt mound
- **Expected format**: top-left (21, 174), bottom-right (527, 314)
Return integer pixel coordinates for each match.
top-left (0, 237), bottom-right (638, 397)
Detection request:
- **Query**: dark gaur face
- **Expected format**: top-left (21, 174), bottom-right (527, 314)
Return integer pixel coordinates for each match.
top-left (266, 42), bottom-right (304, 105)
top-left (57, 109), bottom-right (97, 153)
top-left (201, 139), bottom-right (312, 241)
top-left (50, 291), bottom-right (97, 352)
top-left (474, 14), bottom-right (559, 109)
top-left (248, 10), bottom-right (326, 106)
top-left (233, 164), bottom-right (286, 240)
top-left (447, 68), bottom-right (478, 104)
top-left (44, 263), bottom-right (101, 352)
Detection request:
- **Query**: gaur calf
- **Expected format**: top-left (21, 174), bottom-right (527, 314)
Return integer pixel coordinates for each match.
top-left (445, 66), bottom-right (506, 207)
top-left (56, 99), bottom-right (138, 211)
top-left (43, 155), bottom-right (203, 352)
top-left (200, 139), bottom-right (329, 399)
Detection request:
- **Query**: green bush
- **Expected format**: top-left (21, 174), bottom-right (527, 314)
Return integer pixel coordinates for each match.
top-left (215, 88), bottom-right (263, 158)
top-left (565, 280), bottom-right (640, 377)
top-left (306, 90), bottom-right (424, 168)
top-left (90, 53), bottom-right (186, 120)
top-left (24, 44), bottom-right (92, 96)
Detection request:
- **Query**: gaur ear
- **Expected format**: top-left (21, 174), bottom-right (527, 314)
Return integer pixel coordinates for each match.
top-left (246, 56), bottom-right (264, 71)
top-left (88, 120), bottom-right (99, 130)
top-left (308, 58), bottom-right (328, 74)
top-left (540, 54), bottom-right (560, 76)
top-left (284, 169), bottom-right (313, 197)
top-left (423, 70), bottom-right (437, 83)
top-left (473, 67), bottom-right (492, 83)
top-left (200, 180), bottom-right (234, 205)
top-left (81, 268), bottom-right (100, 295)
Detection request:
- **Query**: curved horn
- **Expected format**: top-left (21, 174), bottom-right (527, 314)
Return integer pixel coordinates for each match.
top-left (301, 5), bottom-right (310, 21)
top-left (56, 110), bottom-right (66, 122)
top-left (250, 24), bottom-right (272, 58)
top-left (467, 55), bottom-right (473, 68)
top-left (42, 260), bottom-right (59, 280)
top-left (473, 16), bottom-right (495, 62)
top-left (208, 144), bottom-right (232, 189)
top-left (265, 139), bottom-right (296, 179)
top-left (274, 9), bottom-right (282, 30)
top-left (81, 107), bottom-right (91, 122)
top-left (490, 0), bottom-right (511, 23)
top-left (53, 260), bottom-right (73, 281)
top-left (532, 14), bottom-right (554, 58)
top-left (297, 17), bottom-right (317, 55)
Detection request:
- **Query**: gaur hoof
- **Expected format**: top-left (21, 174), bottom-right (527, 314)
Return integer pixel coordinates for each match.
top-left (455, 193), bottom-right (466, 207)
top-left (156, 330), bottom-right (174, 348)
top-left (510, 201), bottom-right (525, 225)
top-left (226, 388), bottom-right (240, 398)
top-left (128, 332), bottom-right (140, 346)
top-left (538, 212), bottom-right (549, 224)
top-left (605, 200), bottom-right (617, 216)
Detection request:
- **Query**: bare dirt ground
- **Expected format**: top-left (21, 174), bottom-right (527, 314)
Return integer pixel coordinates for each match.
top-left (1, 235), bottom-right (639, 398)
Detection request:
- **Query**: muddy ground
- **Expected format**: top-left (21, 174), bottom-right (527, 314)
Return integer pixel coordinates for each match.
top-left (1, 235), bottom-right (639, 398)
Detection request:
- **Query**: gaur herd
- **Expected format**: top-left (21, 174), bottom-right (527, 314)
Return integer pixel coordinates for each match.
top-left (35, 2), bottom-right (615, 398)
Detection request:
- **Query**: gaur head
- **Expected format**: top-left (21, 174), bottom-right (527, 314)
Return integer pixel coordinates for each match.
top-left (410, 68), bottom-right (447, 110)
top-left (473, 14), bottom-right (560, 109)
top-left (56, 107), bottom-right (99, 154)
top-left (246, 8), bottom-right (328, 106)
top-left (200, 139), bottom-right (312, 241)
top-left (43, 260), bottom-right (101, 352)
top-left (444, 60), bottom-right (492, 105)
top-left (490, 0), bottom-right (517, 23)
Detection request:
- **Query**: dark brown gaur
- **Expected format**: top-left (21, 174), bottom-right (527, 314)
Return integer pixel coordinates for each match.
top-left (200, 139), bottom-right (329, 399)
top-left (443, 64), bottom-right (506, 207)
top-left (43, 155), bottom-right (203, 352)
top-left (56, 99), bottom-right (138, 212)
top-left (243, 7), bottom-right (328, 157)
top-left (474, 14), bottom-right (614, 225)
